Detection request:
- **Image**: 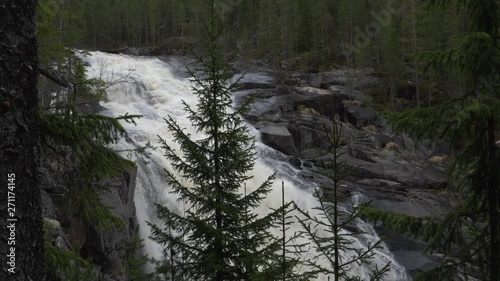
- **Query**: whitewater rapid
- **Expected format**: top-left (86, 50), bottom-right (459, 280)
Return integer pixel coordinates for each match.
top-left (83, 51), bottom-right (411, 281)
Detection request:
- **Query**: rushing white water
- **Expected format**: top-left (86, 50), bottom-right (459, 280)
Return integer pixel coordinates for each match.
top-left (82, 51), bottom-right (411, 281)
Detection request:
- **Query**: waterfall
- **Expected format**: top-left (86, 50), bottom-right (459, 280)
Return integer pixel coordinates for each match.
top-left (83, 51), bottom-right (411, 281)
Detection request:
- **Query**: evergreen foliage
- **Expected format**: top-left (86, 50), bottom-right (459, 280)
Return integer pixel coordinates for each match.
top-left (36, 2), bottom-right (144, 278)
top-left (296, 120), bottom-right (390, 281)
top-left (148, 1), bottom-right (284, 280)
top-left (40, 105), bottom-right (141, 230)
top-left (33, 0), bottom-right (461, 102)
top-left (37, 1), bottom-right (142, 232)
top-left (33, 0), bottom-right (500, 280)
top-left (265, 182), bottom-right (316, 281)
top-left (75, 0), bottom-right (469, 105)
top-left (44, 241), bottom-right (97, 281)
top-left (44, 218), bottom-right (97, 281)
top-left (124, 226), bottom-right (155, 281)
top-left (364, 0), bottom-right (500, 280)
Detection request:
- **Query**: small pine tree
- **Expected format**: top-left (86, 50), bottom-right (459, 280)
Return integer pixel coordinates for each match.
top-left (124, 226), bottom-right (154, 281)
top-left (148, 1), bottom-right (284, 280)
top-left (296, 119), bottom-right (391, 281)
top-left (260, 182), bottom-right (317, 281)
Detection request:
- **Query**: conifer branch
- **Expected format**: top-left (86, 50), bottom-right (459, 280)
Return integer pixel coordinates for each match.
top-left (39, 67), bottom-right (71, 88)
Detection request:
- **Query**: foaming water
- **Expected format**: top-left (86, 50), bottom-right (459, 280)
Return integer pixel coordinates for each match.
top-left (83, 51), bottom-right (411, 280)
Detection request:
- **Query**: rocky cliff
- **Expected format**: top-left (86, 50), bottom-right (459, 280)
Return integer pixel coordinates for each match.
top-left (233, 67), bottom-right (459, 278)
top-left (41, 155), bottom-right (138, 280)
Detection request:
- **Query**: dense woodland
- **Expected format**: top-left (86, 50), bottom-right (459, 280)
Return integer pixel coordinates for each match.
top-left (38, 0), bottom-right (474, 109)
top-left (0, 0), bottom-right (499, 280)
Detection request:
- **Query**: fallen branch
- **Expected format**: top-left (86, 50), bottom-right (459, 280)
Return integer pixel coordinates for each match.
top-left (39, 67), bottom-right (71, 88)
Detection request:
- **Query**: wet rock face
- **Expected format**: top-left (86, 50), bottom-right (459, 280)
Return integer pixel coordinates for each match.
top-left (82, 164), bottom-right (138, 280)
top-left (41, 163), bottom-right (138, 281)
top-left (233, 68), bottom-right (457, 278)
top-left (258, 123), bottom-right (296, 154)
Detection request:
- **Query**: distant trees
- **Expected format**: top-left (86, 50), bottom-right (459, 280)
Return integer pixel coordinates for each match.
top-left (47, 0), bottom-right (464, 105)
top-left (362, 0), bottom-right (500, 280)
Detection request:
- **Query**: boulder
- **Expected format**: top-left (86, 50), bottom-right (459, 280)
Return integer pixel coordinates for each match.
top-left (288, 125), bottom-right (330, 153)
top-left (352, 74), bottom-right (380, 90)
top-left (289, 156), bottom-right (302, 169)
top-left (342, 103), bottom-right (385, 128)
top-left (294, 94), bottom-right (346, 119)
top-left (258, 123), bottom-right (296, 155)
top-left (235, 73), bottom-right (275, 90)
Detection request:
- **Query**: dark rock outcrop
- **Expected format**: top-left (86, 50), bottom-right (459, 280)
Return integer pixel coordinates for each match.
top-left (233, 68), bottom-right (456, 278)
top-left (258, 123), bottom-right (296, 155)
top-left (82, 164), bottom-right (137, 280)
top-left (41, 162), bottom-right (138, 281)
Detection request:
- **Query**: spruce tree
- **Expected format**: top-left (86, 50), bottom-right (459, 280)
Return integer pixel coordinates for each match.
top-left (262, 182), bottom-right (316, 281)
top-left (296, 120), bottom-right (390, 281)
top-left (124, 226), bottom-right (154, 281)
top-left (148, 1), bottom-right (284, 280)
top-left (360, 0), bottom-right (500, 280)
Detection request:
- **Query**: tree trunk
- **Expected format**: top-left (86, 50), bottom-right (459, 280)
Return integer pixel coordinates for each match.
top-left (333, 137), bottom-right (340, 281)
top-left (488, 117), bottom-right (500, 281)
top-left (0, 1), bottom-right (45, 281)
top-left (411, 0), bottom-right (421, 107)
top-left (282, 182), bottom-right (286, 281)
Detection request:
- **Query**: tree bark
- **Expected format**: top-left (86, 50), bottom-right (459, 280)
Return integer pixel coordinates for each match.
top-left (0, 1), bottom-right (45, 280)
top-left (488, 117), bottom-right (500, 281)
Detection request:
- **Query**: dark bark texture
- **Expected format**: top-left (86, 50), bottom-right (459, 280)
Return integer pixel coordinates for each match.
top-left (0, 1), bottom-right (45, 280)
top-left (488, 118), bottom-right (500, 281)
